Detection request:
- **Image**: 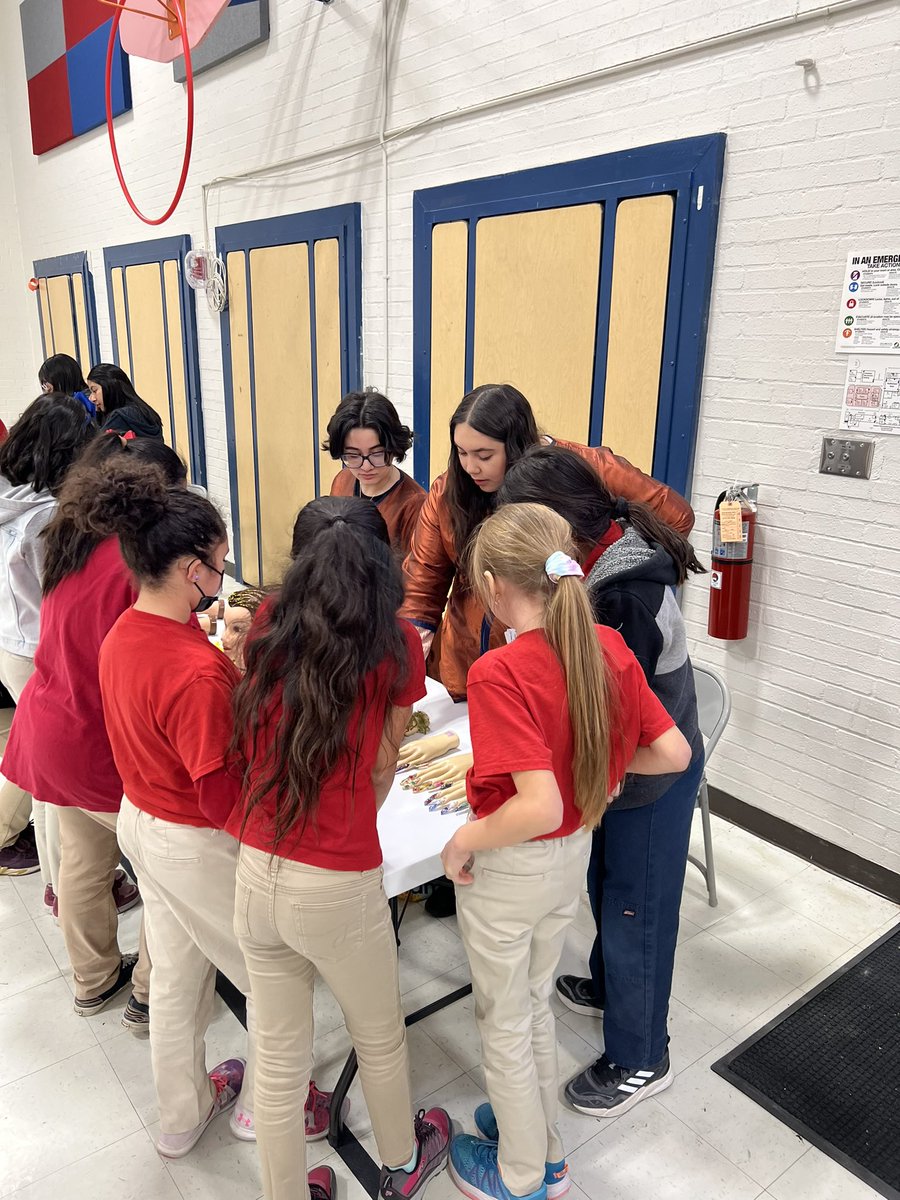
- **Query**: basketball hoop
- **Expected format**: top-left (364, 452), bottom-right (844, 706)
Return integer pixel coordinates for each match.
top-left (104, 1), bottom-right (194, 225)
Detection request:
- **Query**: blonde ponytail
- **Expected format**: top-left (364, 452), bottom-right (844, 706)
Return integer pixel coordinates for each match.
top-left (469, 502), bottom-right (614, 828)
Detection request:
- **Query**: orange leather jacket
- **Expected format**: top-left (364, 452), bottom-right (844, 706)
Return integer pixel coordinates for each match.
top-left (399, 439), bottom-right (694, 700)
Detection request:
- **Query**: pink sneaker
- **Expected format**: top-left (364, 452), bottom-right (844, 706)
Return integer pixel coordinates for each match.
top-left (229, 1079), bottom-right (348, 1143)
top-left (309, 1165), bottom-right (336, 1200)
top-left (379, 1107), bottom-right (451, 1199)
top-left (157, 1057), bottom-right (245, 1159)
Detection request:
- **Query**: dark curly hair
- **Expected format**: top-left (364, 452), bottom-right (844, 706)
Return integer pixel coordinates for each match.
top-left (42, 434), bottom-right (188, 593)
top-left (231, 496), bottom-right (409, 851)
top-left (68, 457), bottom-right (225, 584)
top-left (322, 391), bottom-right (413, 463)
top-left (0, 393), bottom-right (96, 495)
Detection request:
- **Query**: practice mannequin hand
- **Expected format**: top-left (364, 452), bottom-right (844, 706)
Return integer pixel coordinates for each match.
top-left (397, 731), bottom-right (459, 768)
top-left (431, 780), bottom-right (466, 806)
top-left (408, 752), bottom-right (473, 787)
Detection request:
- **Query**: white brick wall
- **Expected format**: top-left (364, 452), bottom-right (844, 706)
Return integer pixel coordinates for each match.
top-left (0, 0), bottom-right (897, 872)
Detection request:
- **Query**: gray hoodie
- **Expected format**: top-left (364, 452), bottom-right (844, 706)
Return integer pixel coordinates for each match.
top-left (0, 476), bottom-right (55, 658)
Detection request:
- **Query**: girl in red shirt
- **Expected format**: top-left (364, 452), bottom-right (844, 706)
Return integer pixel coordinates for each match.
top-left (229, 496), bottom-right (451, 1200)
top-left (439, 503), bottom-right (691, 1200)
top-left (89, 462), bottom-right (334, 1190)
top-left (2, 434), bottom-right (187, 1029)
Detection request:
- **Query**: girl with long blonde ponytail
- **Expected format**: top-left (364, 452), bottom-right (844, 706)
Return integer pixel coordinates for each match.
top-left (442, 502), bottom-right (690, 1200)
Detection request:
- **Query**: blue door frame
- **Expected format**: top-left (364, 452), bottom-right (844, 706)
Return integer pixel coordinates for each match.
top-left (103, 235), bottom-right (206, 486)
top-left (33, 251), bottom-right (101, 369)
top-left (412, 133), bottom-right (726, 498)
top-left (215, 204), bottom-right (363, 582)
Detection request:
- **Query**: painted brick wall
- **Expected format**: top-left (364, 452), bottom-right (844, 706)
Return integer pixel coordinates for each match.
top-left (0, 0), bottom-right (897, 871)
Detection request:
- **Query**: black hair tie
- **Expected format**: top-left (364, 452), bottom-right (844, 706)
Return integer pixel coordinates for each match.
top-left (614, 497), bottom-right (629, 520)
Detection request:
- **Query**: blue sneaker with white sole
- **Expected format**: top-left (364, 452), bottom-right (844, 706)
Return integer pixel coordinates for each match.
top-left (449, 1134), bottom-right (546, 1200)
top-left (473, 1106), bottom-right (570, 1199)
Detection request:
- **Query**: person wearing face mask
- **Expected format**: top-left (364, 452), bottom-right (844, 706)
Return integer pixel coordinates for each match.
top-left (85, 459), bottom-right (254, 1158)
top-left (399, 384), bottom-right (694, 702)
top-left (324, 391), bottom-right (426, 558)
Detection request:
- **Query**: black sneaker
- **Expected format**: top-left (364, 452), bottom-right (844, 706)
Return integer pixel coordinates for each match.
top-left (74, 954), bottom-right (138, 1016)
top-left (556, 975), bottom-right (603, 1018)
top-left (0, 823), bottom-right (40, 875)
top-left (565, 1051), bottom-right (673, 1117)
top-left (121, 994), bottom-right (150, 1036)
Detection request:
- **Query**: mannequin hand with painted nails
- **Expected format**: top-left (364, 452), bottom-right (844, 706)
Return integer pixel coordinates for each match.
top-left (397, 730), bottom-right (459, 768)
top-left (407, 752), bottom-right (473, 786)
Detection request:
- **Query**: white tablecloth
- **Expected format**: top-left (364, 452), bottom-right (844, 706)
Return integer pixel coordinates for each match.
top-left (378, 676), bottom-right (471, 898)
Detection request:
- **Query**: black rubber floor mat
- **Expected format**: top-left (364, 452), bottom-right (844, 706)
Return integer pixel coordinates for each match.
top-left (713, 922), bottom-right (900, 1200)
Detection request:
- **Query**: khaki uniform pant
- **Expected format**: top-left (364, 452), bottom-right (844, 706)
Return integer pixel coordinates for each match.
top-left (456, 828), bottom-right (591, 1197)
top-left (117, 797), bottom-right (256, 1135)
top-left (0, 649), bottom-right (36, 851)
top-left (235, 844), bottom-right (415, 1200)
top-left (56, 804), bottom-right (150, 1003)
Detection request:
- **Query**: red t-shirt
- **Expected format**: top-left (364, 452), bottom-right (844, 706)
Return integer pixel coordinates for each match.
top-left (99, 607), bottom-right (241, 828)
top-left (465, 626), bottom-right (675, 838)
top-left (227, 620), bottom-right (425, 870)
top-left (2, 538), bottom-right (136, 812)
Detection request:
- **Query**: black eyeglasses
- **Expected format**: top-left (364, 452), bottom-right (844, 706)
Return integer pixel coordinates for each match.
top-left (341, 450), bottom-right (391, 469)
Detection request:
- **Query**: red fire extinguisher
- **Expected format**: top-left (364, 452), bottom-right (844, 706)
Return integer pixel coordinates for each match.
top-left (708, 484), bottom-right (758, 641)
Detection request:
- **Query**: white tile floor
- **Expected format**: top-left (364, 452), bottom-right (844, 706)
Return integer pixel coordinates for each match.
top-left (0, 813), bottom-right (898, 1200)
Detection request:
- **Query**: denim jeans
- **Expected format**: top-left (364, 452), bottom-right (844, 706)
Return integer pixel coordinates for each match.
top-left (587, 752), bottom-right (705, 1069)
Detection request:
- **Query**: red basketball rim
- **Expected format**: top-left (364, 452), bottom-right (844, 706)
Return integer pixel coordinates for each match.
top-left (105, 0), bottom-right (194, 226)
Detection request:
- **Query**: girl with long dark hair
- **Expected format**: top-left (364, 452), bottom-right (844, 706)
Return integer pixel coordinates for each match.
top-left (87, 362), bottom-right (164, 440)
top-left (323, 390), bottom-right (426, 556)
top-left (439, 503), bottom-right (689, 1200)
top-left (2, 435), bottom-right (188, 1028)
top-left (400, 384), bottom-right (694, 700)
top-left (498, 445), bottom-right (706, 1120)
top-left (0, 393), bottom-right (95, 878)
top-left (228, 496), bottom-right (451, 1200)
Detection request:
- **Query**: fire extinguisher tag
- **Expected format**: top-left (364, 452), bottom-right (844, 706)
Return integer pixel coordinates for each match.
top-left (718, 500), bottom-right (744, 542)
top-left (712, 523), bottom-right (749, 559)
top-left (710, 569), bottom-right (723, 590)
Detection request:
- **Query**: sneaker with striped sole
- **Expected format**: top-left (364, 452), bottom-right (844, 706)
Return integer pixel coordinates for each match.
top-left (473, 1104), bottom-right (570, 1198)
top-left (564, 1050), bottom-right (672, 1117)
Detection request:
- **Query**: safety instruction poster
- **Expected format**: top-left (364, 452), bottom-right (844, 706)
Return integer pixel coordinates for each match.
top-left (839, 355), bottom-right (900, 434)
top-left (835, 251), bottom-right (900, 352)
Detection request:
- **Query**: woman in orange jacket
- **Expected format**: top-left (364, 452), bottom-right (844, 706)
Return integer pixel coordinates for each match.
top-left (399, 384), bottom-right (694, 700)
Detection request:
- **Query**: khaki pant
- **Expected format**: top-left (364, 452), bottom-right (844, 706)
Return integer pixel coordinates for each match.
top-left (117, 797), bottom-right (256, 1135)
top-left (455, 828), bottom-right (592, 1197)
top-left (56, 805), bottom-right (150, 1003)
top-left (235, 844), bottom-right (415, 1200)
top-left (0, 649), bottom-right (36, 851)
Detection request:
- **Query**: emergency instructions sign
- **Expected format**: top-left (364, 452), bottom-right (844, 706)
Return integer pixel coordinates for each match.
top-left (835, 251), bottom-right (900, 352)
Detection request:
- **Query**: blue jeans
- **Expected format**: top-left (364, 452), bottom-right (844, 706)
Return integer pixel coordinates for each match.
top-left (587, 752), bottom-right (704, 1070)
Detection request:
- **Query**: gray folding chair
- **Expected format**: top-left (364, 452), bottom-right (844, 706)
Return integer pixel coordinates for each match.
top-left (687, 663), bottom-right (732, 907)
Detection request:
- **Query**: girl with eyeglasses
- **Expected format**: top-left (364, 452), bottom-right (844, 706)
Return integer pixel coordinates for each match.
top-left (323, 391), bottom-right (426, 557)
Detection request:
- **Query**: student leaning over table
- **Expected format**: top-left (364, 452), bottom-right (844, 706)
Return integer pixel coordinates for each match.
top-left (227, 495), bottom-right (451, 1200)
top-left (440, 503), bottom-right (691, 1200)
top-left (91, 460), bottom-right (334, 1164)
top-left (399, 383), bottom-right (694, 701)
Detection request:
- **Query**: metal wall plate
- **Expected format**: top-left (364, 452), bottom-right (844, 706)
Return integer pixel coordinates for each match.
top-left (819, 436), bottom-right (875, 479)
